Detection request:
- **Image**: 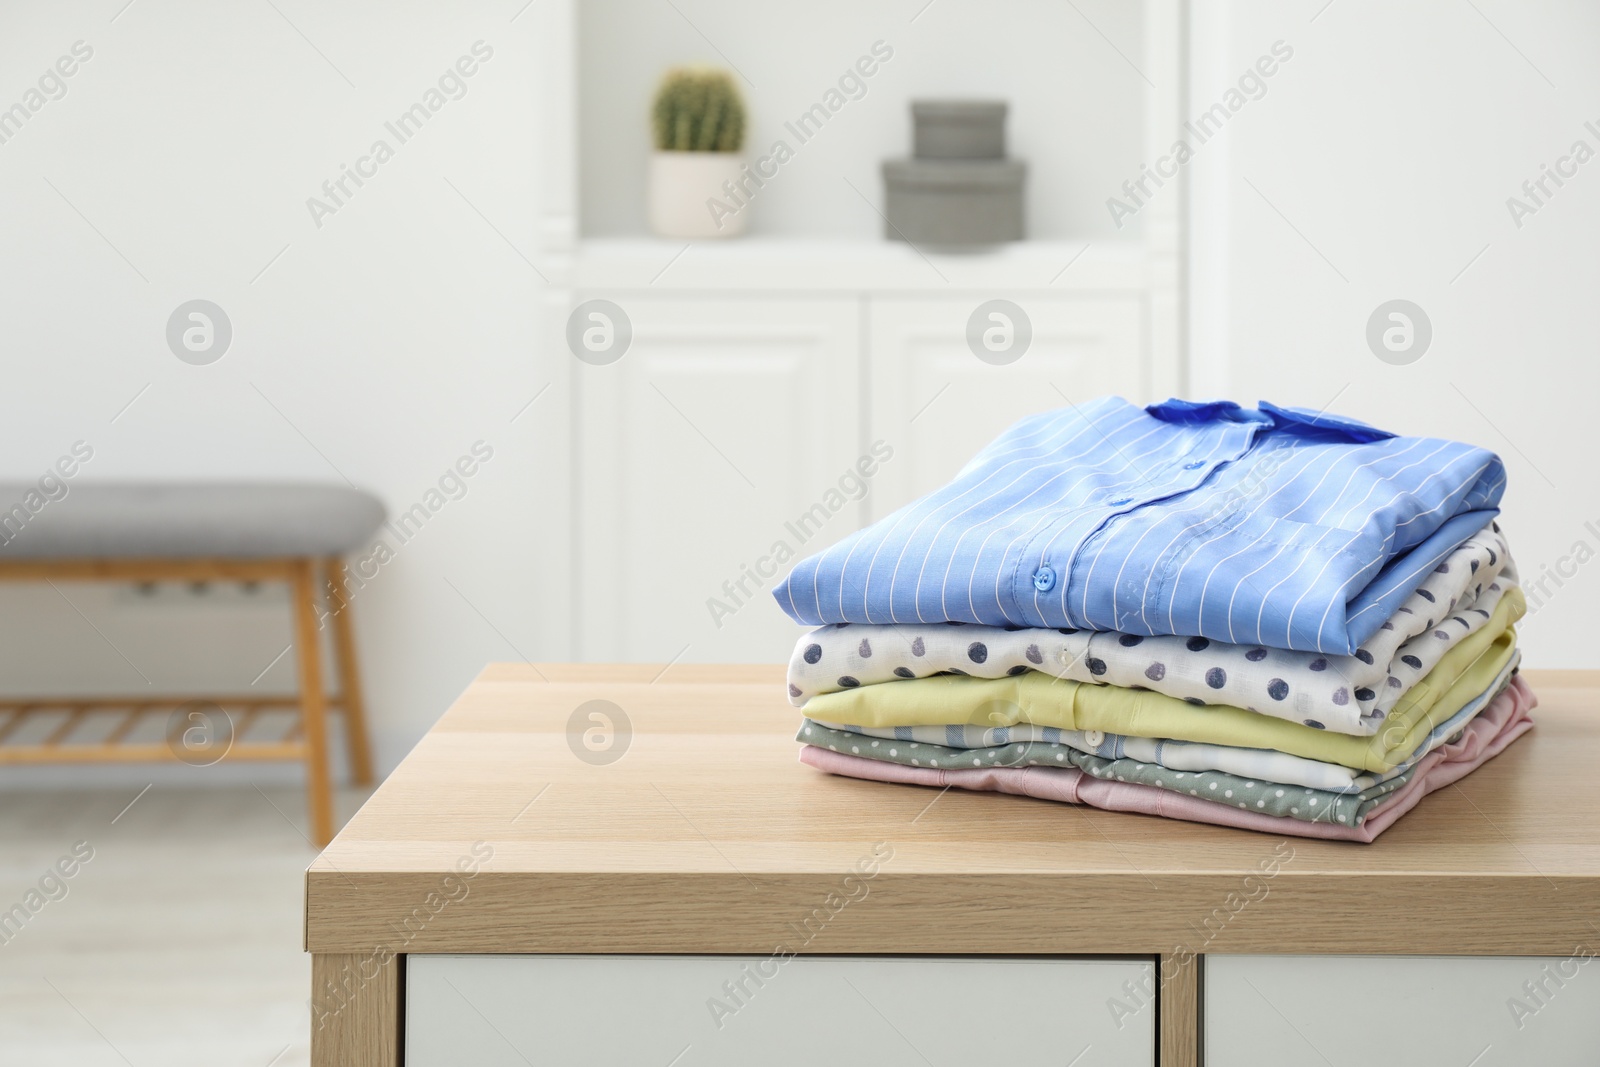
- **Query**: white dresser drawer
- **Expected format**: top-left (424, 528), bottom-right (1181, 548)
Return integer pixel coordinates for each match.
top-left (1207, 954), bottom-right (1600, 1066)
top-left (407, 954), bottom-right (1154, 1066)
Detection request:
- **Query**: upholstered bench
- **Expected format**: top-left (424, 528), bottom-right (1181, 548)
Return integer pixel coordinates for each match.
top-left (0, 482), bottom-right (386, 845)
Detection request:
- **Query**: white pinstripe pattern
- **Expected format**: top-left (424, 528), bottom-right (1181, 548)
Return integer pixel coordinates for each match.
top-left (904, 409), bottom-right (1149, 623)
top-left (773, 398), bottom-right (1505, 654)
top-left (851, 404), bottom-right (1129, 624)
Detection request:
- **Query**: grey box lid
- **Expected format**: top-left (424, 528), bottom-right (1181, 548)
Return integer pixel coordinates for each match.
top-left (0, 482), bottom-right (388, 559)
top-left (911, 100), bottom-right (1008, 121)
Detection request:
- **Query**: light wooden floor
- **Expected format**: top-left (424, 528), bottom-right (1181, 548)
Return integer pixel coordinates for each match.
top-left (0, 784), bottom-right (370, 1067)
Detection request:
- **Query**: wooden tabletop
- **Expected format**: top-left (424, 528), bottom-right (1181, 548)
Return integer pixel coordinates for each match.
top-left (307, 665), bottom-right (1600, 957)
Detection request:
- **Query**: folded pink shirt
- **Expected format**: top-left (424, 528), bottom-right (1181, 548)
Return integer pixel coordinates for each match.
top-left (798, 675), bottom-right (1536, 843)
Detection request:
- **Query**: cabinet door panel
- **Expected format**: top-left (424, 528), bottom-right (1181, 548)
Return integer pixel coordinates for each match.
top-left (575, 296), bottom-right (861, 662)
top-left (1207, 954), bottom-right (1600, 1066)
top-left (407, 954), bottom-right (1154, 1066)
top-left (867, 295), bottom-right (1146, 520)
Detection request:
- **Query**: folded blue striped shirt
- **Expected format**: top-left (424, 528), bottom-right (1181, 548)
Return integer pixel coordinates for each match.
top-left (773, 397), bottom-right (1505, 654)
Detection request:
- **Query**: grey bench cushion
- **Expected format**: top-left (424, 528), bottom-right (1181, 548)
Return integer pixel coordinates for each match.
top-left (0, 483), bottom-right (387, 559)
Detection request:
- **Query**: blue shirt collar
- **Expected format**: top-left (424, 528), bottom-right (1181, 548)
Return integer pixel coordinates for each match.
top-left (1144, 398), bottom-right (1395, 442)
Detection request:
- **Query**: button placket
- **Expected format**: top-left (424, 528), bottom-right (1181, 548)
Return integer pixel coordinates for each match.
top-left (1012, 424), bottom-right (1263, 630)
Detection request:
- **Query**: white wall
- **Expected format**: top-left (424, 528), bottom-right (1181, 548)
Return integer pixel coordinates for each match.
top-left (1188, 0), bottom-right (1600, 667)
top-left (4, 0), bottom-right (1589, 796)
top-left (578, 0), bottom-right (1146, 240)
top-left (0, 0), bottom-right (565, 779)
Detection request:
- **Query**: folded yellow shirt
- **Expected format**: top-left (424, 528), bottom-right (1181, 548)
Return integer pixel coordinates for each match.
top-left (804, 586), bottom-right (1524, 774)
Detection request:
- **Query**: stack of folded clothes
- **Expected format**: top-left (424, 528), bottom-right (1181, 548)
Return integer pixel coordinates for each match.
top-left (773, 397), bottom-right (1533, 842)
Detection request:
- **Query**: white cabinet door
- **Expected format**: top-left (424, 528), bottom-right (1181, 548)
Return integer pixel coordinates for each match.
top-left (1207, 955), bottom-right (1600, 1066)
top-left (866, 295), bottom-right (1146, 520)
top-left (574, 296), bottom-right (861, 662)
top-left (407, 954), bottom-right (1154, 1066)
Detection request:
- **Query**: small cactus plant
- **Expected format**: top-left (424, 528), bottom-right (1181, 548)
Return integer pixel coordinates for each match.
top-left (651, 66), bottom-right (745, 153)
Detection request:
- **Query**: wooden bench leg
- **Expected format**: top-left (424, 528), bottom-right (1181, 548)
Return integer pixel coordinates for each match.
top-left (326, 557), bottom-right (375, 787)
top-left (293, 559), bottom-right (335, 847)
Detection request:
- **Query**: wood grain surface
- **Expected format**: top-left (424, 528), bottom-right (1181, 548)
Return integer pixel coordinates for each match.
top-left (1159, 953), bottom-right (1200, 1067)
top-left (310, 952), bottom-right (398, 1067)
top-left (307, 665), bottom-right (1600, 957)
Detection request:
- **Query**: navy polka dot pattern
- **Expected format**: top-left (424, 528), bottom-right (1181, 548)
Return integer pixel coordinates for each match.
top-left (782, 527), bottom-right (1518, 741)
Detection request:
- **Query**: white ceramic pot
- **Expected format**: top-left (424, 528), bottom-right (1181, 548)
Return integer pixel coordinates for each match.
top-left (648, 151), bottom-right (748, 238)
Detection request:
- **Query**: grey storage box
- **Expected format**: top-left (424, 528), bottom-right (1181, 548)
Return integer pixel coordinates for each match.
top-left (912, 100), bottom-right (1008, 159)
top-left (882, 159), bottom-right (1025, 245)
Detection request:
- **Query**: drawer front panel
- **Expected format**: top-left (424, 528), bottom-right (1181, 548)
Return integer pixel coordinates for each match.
top-left (407, 954), bottom-right (1154, 1066)
top-left (1207, 954), bottom-right (1600, 1066)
